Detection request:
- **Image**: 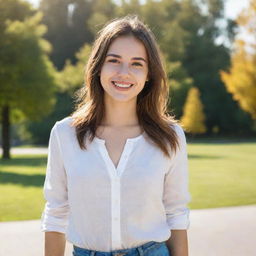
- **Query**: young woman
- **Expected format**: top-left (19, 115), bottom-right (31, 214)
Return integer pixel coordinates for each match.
top-left (41, 15), bottom-right (190, 256)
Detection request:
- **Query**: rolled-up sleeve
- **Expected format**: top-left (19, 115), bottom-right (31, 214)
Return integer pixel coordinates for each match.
top-left (163, 124), bottom-right (191, 230)
top-left (41, 123), bottom-right (69, 233)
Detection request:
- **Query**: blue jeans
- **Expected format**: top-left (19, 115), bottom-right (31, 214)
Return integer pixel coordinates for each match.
top-left (72, 241), bottom-right (170, 256)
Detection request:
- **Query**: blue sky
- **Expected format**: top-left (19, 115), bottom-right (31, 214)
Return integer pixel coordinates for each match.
top-left (25, 0), bottom-right (250, 20)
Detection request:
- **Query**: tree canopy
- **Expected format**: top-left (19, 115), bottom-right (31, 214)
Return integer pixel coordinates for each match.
top-left (0, 12), bottom-right (56, 119)
top-left (0, 0), bottom-right (57, 158)
top-left (221, 0), bottom-right (256, 119)
top-left (2, 0), bottom-right (255, 150)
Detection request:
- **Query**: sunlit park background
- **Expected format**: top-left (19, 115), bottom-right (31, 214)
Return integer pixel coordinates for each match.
top-left (0, 0), bottom-right (256, 221)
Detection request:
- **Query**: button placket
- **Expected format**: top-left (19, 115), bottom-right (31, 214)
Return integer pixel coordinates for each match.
top-left (94, 136), bottom-right (143, 250)
top-left (111, 175), bottom-right (121, 249)
top-left (117, 141), bottom-right (134, 176)
top-left (98, 143), bottom-right (115, 179)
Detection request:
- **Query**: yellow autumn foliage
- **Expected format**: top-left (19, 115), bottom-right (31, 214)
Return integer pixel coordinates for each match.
top-left (180, 87), bottom-right (206, 134)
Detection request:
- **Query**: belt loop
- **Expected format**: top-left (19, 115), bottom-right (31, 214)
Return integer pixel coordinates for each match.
top-left (90, 251), bottom-right (96, 256)
top-left (137, 247), bottom-right (144, 256)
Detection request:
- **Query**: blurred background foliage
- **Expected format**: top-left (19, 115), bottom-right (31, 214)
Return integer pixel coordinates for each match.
top-left (0, 0), bottom-right (256, 152)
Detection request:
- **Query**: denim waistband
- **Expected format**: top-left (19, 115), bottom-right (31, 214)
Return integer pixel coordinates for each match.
top-left (73, 240), bottom-right (166, 256)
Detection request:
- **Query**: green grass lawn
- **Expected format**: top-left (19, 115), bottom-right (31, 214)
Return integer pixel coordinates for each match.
top-left (0, 141), bottom-right (256, 221)
top-left (187, 141), bottom-right (256, 209)
top-left (0, 155), bottom-right (47, 221)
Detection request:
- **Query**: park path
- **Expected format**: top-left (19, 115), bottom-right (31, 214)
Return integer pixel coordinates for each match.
top-left (1, 205), bottom-right (256, 256)
top-left (0, 147), bottom-right (48, 155)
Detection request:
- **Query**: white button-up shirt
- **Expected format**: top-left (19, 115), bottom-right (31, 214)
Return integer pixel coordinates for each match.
top-left (41, 117), bottom-right (190, 251)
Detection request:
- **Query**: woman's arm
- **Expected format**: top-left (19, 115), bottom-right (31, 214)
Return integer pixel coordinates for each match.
top-left (165, 230), bottom-right (188, 256)
top-left (163, 125), bottom-right (191, 255)
top-left (44, 232), bottom-right (66, 256)
top-left (45, 231), bottom-right (66, 256)
top-left (41, 123), bottom-right (69, 255)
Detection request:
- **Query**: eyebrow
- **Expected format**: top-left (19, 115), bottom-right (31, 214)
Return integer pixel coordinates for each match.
top-left (106, 53), bottom-right (147, 63)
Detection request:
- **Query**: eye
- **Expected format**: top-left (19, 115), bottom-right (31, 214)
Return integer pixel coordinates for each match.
top-left (107, 59), bottom-right (119, 63)
top-left (132, 62), bottom-right (143, 67)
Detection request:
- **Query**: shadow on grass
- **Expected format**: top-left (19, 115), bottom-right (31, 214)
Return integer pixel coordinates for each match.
top-left (0, 156), bottom-right (47, 167)
top-left (187, 138), bottom-right (256, 144)
top-left (0, 171), bottom-right (45, 187)
top-left (188, 154), bottom-right (224, 159)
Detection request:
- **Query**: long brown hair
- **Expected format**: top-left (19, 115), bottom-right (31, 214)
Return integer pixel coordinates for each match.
top-left (71, 15), bottom-right (179, 157)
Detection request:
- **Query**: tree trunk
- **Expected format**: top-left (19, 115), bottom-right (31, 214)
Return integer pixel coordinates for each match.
top-left (1, 105), bottom-right (11, 159)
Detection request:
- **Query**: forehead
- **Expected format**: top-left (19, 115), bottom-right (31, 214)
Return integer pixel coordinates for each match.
top-left (107, 35), bottom-right (148, 60)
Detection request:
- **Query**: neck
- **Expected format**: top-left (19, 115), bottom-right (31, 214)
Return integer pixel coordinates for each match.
top-left (101, 96), bottom-right (139, 127)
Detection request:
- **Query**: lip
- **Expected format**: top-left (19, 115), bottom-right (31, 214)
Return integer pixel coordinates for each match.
top-left (111, 81), bottom-right (134, 91)
top-left (112, 80), bottom-right (134, 85)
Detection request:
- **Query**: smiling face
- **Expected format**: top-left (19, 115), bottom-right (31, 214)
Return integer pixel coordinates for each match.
top-left (99, 35), bottom-right (149, 103)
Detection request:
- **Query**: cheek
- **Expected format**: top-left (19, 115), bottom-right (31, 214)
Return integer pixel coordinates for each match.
top-left (100, 66), bottom-right (117, 87)
top-left (101, 63), bottom-right (119, 76)
top-left (133, 69), bottom-right (148, 82)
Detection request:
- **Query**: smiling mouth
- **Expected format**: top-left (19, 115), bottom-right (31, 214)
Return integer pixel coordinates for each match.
top-left (112, 81), bottom-right (134, 88)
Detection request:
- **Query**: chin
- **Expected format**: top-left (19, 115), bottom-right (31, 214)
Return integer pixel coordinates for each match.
top-left (107, 94), bottom-right (137, 103)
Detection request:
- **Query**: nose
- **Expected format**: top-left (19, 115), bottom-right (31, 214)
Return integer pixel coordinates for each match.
top-left (118, 63), bottom-right (130, 76)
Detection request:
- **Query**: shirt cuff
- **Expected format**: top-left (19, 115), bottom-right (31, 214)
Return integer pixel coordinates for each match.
top-left (166, 209), bottom-right (190, 230)
top-left (41, 211), bottom-right (67, 234)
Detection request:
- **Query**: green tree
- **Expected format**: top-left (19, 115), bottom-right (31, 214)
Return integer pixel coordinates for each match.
top-left (181, 87), bottom-right (206, 134)
top-left (26, 0), bottom-right (253, 135)
top-left (172, 0), bottom-right (252, 133)
top-left (0, 0), bottom-right (34, 25)
top-left (86, 0), bottom-right (117, 36)
top-left (221, 0), bottom-right (256, 119)
top-left (0, 10), bottom-right (57, 159)
top-left (57, 43), bottom-right (91, 94)
top-left (141, 0), bottom-right (247, 133)
top-left (25, 44), bottom-right (92, 144)
top-left (117, 0), bottom-right (141, 17)
top-left (39, 0), bottom-right (94, 70)
top-left (39, 0), bottom-right (70, 69)
top-left (166, 61), bottom-right (193, 118)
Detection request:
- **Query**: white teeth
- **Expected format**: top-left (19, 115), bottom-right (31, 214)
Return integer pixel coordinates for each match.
top-left (113, 82), bottom-right (133, 88)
